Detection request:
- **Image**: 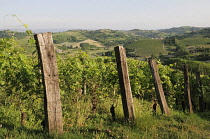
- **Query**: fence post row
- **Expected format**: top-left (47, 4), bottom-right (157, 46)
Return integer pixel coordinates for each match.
top-left (114, 46), bottom-right (135, 122)
top-left (34, 32), bottom-right (63, 133)
top-left (183, 64), bottom-right (193, 114)
top-left (149, 59), bottom-right (170, 116)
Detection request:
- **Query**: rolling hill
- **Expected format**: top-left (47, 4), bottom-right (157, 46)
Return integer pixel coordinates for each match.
top-left (0, 26), bottom-right (209, 59)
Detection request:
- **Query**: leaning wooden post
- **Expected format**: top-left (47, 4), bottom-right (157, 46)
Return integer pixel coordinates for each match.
top-left (149, 59), bottom-right (170, 116)
top-left (114, 46), bottom-right (135, 122)
top-left (183, 65), bottom-right (193, 114)
top-left (34, 32), bottom-right (63, 133)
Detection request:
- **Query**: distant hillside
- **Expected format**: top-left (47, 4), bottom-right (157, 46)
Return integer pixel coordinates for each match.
top-left (123, 27), bottom-right (210, 60)
top-left (176, 28), bottom-right (210, 39)
top-left (163, 28), bottom-right (210, 62)
top-left (1, 27), bottom-right (209, 59)
top-left (0, 30), bottom-right (27, 39)
top-left (81, 29), bottom-right (140, 46)
top-left (126, 26), bottom-right (204, 38)
top-left (158, 26), bottom-right (203, 35)
top-left (126, 29), bottom-right (169, 38)
top-left (164, 28), bottom-right (210, 47)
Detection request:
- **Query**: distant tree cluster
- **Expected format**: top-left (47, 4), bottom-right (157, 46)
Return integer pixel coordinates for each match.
top-left (57, 45), bottom-right (72, 51)
top-left (80, 43), bottom-right (97, 50)
top-left (164, 37), bottom-right (176, 45)
top-left (53, 35), bottom-right (78, 44)
top-left (82, 29), bottom-right (140, 47)
top-left (0, 30), bottom-right (27, 39)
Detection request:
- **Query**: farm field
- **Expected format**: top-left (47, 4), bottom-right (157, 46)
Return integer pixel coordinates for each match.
top-left (124, 39), bottom-right (167, 58)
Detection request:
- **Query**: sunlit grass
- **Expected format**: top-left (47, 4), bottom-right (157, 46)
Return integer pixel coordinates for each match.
top-left (0, 97), bottom-right (210, 138)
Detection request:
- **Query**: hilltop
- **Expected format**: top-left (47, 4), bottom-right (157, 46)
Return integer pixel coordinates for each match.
top-left (126, 26), bottom-right (204, 38)
top-left (158, 26), bottom-right (204, 35)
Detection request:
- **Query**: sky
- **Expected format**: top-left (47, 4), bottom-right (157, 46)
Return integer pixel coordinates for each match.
top-left (1, 0), bottom-right (210, 31)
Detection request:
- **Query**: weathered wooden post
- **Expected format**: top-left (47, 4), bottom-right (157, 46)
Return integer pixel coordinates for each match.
top-left (114, 46), bottom-right (135, 122)
top-left (149, 59), bottom-right (170, 116)
top-left (34, 32), bottom-right (63, 133)
top-left (183, 64), bottom-right (193, 114)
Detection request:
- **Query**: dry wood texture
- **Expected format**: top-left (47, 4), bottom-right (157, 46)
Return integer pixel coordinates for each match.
top-left (114, 46), bottom-right (135, 122)
top-left (34, 32), bottom-right (63, 133)
top-left (183, 65), bottom-right (193, 114)
top-left (149, 59), bottom-right (170, 116)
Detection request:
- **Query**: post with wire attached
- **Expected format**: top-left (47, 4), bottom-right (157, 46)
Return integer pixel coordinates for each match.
top-left (114, 46), bottom-right (135, 122)
top-left (149, 59), bottom-right (170, 116)
top-left (34, 32), bottom-right (63, 134)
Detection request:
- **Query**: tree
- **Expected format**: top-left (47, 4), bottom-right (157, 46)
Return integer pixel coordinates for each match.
top-left (80, 43), bottom-right (90, 50)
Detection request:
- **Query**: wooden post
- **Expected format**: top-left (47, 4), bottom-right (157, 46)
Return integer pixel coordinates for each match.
top-left (183, 65), bottom-right (193, 114)
top-left (149, 59), bottom-right (170, 116)
top-left (114, 46), bottom-right (135, 122)
top-left (34, 32), bottom-right (63, 133)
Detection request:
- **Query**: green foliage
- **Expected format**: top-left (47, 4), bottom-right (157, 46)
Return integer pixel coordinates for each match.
top-left (0, 33), bottom-right (210, 138)
top-left (166, 58), bottom-right (210, 74)
top-left (0, 36), bottom-right (43, 131)
top-left (80, 43), bottom-right (90, 50)
top-left (162, 28), bottom-right (210, 62)
top-left (0, 30), bottom-right (27, 39)
top-left (57, 45), bottom-right (72, 51)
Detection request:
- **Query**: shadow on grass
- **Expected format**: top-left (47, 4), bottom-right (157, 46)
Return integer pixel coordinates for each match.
top-left (1, 122), bottom-right (15, 130)
top-left (1, 122), bottom-right (43, 133)
top-left (0, 122), bottom-right (50, 138)
top-left (195, 111), bottom-right (210, 121)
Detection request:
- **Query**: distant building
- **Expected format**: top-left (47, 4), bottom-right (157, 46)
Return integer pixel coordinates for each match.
top-left (56, 50), bottom-right (62, 53)
top-left (151, 38), bottom-right (164, 40)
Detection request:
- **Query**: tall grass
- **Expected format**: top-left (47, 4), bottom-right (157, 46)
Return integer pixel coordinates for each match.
top-left (0, 96), bottom-right (210, 138)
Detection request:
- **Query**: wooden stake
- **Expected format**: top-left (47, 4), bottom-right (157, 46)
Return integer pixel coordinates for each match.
top-left (149, 59), bottom-right (170, 116)
top-left (34, 32), bottom-right (63, 133)
top-left (183, 65), bottom-right (193, 114)
top-left (114, 46), bottom-right (135, 122)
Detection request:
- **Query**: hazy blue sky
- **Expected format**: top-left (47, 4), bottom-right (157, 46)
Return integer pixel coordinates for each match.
top-left (1, 0), bottom-right (210, 31)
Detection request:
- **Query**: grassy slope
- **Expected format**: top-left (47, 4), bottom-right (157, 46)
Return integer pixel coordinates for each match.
top-left (0, 97), bottom-right (210, 138)
top-left (17, 37), bottom-right (36, 55)
top-left (177, 38), bottom-right (210, 49)
top-left (124, 39), bottom-right (167, 58)
top-left (55, 39), bottom-right (106, 50)
top-left (52, 30), bottom-right (87, 40)
top-left (177, 38), bottom-right (210, 47)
